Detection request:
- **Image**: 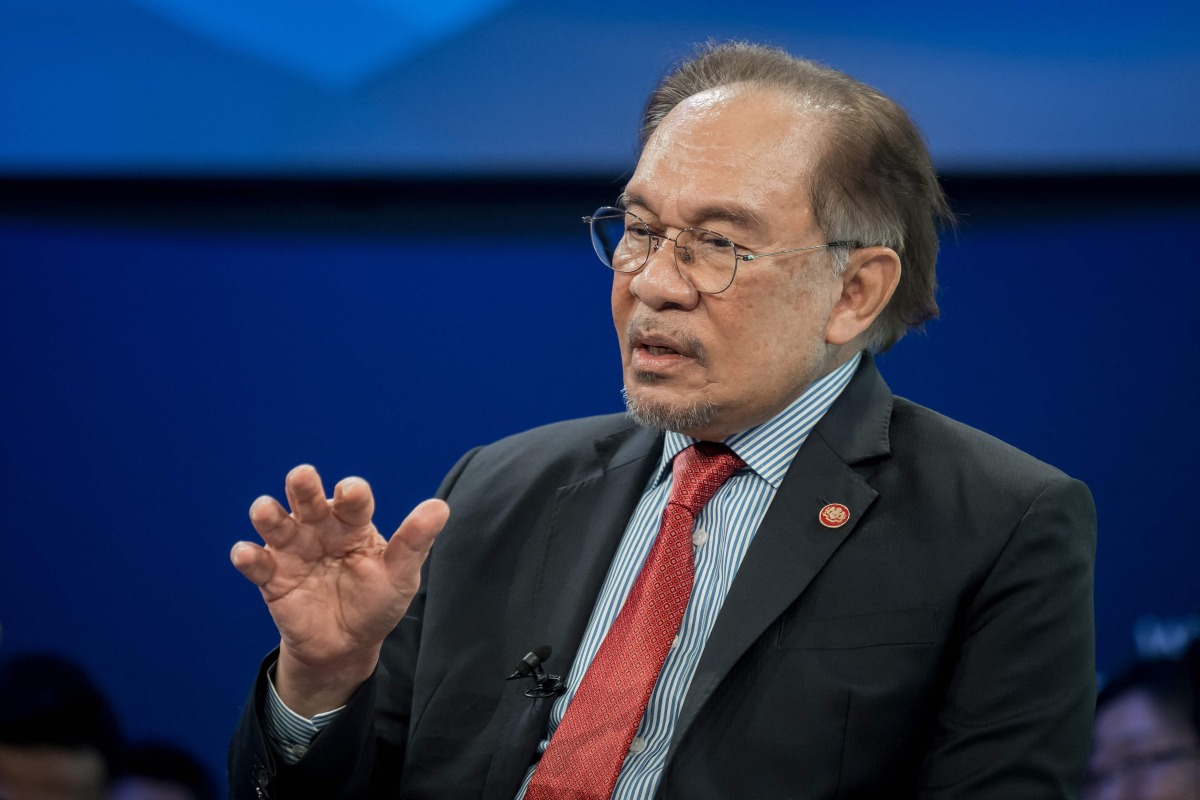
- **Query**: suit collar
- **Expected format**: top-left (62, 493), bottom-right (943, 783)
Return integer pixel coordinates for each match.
top-left (807, 351), bottom-right (893, 466)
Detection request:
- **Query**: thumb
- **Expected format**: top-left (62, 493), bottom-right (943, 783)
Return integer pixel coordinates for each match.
top-left (384, 498), bottom-right (450, 577)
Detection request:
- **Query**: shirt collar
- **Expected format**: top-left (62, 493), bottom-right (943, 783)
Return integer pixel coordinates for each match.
top-left (655, 351), bottom-right (862, 489)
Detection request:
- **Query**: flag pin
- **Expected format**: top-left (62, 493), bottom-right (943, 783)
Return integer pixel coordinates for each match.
top-left (818, 503), bottom-right (850, 529)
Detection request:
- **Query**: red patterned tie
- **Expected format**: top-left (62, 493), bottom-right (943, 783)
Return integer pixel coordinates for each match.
top-left (526, 442), bottom-right (745, 800)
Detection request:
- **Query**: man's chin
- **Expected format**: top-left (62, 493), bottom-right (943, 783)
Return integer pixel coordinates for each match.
top-left (621, 385), bottom-right (719, 435)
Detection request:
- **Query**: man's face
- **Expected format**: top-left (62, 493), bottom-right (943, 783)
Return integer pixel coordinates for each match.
top-left (1084, 690), bottom-right (1200, 800)
top-left (613, 86), bottom-right (846, 440)
top-left (0, 743), bottom-right (108, 800)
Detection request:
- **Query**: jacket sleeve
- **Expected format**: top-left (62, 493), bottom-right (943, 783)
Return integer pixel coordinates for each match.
top-left (227, 651), bottom-right (396, 799)
top-left (918, 476), bottom-right (1097, 799)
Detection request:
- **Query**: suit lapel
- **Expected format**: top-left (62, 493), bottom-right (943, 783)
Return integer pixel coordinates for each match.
top-left (481, 421), bottom-right (662, 800)
top-left (530, 423), bottom-right (663, 665)
top-left (669, 355), bottom-right (894, 753)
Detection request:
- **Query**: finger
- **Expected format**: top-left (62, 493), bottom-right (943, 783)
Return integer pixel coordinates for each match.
top-left (331, 476), bottom-right (375, 529)
top-left (230, 541), bottom-right (276, 588)
top-left (384, 499), bottom-right (450, 578)
top-left (249, 495), bottom-right (297, 548)
top-left (284, 464), bottom-right (331, 524)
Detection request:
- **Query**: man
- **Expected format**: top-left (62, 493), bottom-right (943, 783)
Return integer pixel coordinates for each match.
top-left (229, 42), bottom-right (1096, 798)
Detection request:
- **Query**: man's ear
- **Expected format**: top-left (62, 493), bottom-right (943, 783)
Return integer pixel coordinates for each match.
top-left (825, 247), bottom-right (901, 346)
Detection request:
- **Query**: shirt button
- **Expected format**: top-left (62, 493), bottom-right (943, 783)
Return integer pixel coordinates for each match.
top-left (629, 736), bottom-right (647, 753)
top-left (692, 528), bottom-right (709, 546)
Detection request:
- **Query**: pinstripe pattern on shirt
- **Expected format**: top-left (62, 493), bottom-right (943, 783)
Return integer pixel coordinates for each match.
top-left (264, 663), bottom-right (343, 764)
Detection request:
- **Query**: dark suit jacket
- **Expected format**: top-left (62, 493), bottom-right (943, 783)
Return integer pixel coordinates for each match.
top-left (230, 355), bottom-right (1096, 799)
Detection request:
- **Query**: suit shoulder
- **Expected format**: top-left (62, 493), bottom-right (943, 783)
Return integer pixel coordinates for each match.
top-left (438, 413), bottom-right (656, 496)
top-left (889, 395), bottom-right (1081, 490)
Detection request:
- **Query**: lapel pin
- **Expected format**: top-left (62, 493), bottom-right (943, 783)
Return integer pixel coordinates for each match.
top-left (818, 503), bottom-right (850, 529)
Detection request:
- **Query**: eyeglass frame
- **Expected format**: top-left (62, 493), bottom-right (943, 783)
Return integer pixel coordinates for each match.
top-left (582, 205), bottom-right (864, 295)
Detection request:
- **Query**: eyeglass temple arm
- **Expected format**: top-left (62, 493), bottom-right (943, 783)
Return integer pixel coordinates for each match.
top-left (739, 240), bottom-right (863, 262)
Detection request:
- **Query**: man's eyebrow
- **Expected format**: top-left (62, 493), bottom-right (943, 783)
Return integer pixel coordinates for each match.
top-left (691, 204), bottom-right (764, 234)
top-left (616, 191), bottom-right (763, 234)
top-left (616, 191), bottom-right (644, 211)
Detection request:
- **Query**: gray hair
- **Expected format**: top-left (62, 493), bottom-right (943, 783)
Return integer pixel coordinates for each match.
top-left (640, 41), bottom-right (954, 351)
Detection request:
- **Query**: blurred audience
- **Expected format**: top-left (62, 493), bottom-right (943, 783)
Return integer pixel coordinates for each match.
top-left (1084, 651), bottom-right (1200, 800)
top-left (0, 654), bottom-right (120, 800)
top-left (0, 654), bottom-right (213, 800)
top-left (110, 742), bottom-right (215, 800)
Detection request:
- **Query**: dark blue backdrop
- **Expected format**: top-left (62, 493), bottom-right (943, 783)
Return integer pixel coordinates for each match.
top-left (1, 184), bottom-right (1198, 783)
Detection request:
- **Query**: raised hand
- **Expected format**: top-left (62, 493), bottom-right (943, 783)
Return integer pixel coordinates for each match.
top-left (230, 464), bottom-right (449, 716)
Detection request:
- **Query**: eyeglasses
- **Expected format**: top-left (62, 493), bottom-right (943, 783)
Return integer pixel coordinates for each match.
top-left (583, 206), bottom-right (860, 295)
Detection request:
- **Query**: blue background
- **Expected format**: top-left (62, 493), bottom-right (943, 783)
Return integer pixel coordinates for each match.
top-left (1, 0), bottom-right (1198, 174)
top-left (1, 0), bottom-right (1198, 788)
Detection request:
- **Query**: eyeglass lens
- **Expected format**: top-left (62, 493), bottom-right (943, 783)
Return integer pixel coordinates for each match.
top-left (589, 209), bottom-right (737, 294)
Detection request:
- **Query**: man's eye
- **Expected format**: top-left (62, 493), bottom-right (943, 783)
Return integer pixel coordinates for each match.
top-left (626, 224), bottom-right (652, 239)
top-left (696, 232), bottom-right (735, 250)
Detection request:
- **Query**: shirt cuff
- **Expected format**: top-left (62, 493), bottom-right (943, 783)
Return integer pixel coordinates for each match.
top-left (264, 663), bottom-right (346, 765)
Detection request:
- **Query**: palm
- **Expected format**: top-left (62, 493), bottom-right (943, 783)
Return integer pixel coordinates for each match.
top-left (259, 519), bottom-right (407, 667)
top-left (232, 464), bottom-right (448, 673)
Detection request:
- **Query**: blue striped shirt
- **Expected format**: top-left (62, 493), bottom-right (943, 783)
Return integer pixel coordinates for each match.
top-left (266, 353), bottom-right (861, 796)
top-left (516, 352), bottom-right (861, 799)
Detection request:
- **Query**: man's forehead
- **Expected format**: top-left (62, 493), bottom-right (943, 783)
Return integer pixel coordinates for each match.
top-left (624, 88), bottom-right (823, 233)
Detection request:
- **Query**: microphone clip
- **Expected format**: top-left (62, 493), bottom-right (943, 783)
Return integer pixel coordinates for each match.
top-left (507, 646), bottom-right (566, 698)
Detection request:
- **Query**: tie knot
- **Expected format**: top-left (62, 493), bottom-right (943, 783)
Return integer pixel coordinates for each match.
top-left (668, 442), bottom-right (745, 514)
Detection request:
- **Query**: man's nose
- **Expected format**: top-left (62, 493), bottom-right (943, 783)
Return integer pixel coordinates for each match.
top-left (628, 234), bottom-right (699, 309)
